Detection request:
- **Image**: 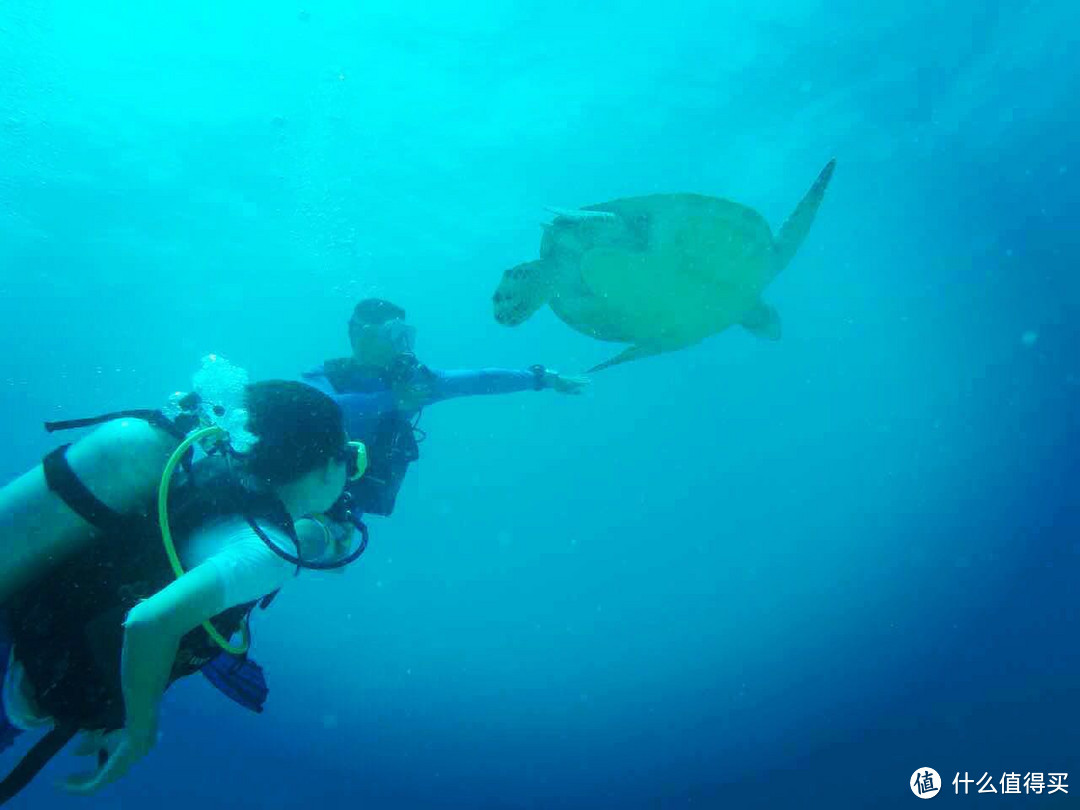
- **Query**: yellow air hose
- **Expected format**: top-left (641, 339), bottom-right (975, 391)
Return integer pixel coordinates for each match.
top-left (158, 425), bottom-right (249, 655)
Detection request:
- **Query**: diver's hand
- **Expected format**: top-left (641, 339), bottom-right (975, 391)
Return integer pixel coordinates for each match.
top-left (62, 727), bottom-right (154, 795)
top-left (544, 371), bottom-right (590, 395)
top-left (69, 729), bottom-right (122, 767)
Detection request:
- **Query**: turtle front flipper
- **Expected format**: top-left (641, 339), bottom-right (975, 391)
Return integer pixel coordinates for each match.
top-left (493, 260), bottom-right (557, 326)
top-left (587, 344), bottom-right (666, 373)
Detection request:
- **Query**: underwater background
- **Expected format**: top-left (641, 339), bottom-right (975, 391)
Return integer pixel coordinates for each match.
top-left (1, 0), bottom-right (1078, 807)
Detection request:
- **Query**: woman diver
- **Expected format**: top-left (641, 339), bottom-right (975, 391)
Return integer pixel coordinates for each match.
top-left (0, 355), bottom-right (367, 802)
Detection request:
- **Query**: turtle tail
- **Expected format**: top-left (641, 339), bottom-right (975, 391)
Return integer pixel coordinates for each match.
top-left (772, 158), bottom-right (836, 274)
top-left (493, 260), bottom-right (555, 326)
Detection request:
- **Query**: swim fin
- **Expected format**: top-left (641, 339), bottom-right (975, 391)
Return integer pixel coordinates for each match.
top-left (201, 652), bottom-right (269, 714)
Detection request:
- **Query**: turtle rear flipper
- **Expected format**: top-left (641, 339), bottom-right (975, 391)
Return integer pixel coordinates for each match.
top-left (740, 300), bottom-right (781, 340)
top-left (587, 344), bottom-right (666, 373)
top-left (493, 260), bottom-right (557, 326)
top-left (772, 158), bottom-right (836, 275)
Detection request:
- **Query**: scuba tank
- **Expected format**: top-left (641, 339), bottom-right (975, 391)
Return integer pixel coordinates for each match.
top-left (0, 415), bottom-right (180, 607)
top-left (0, 354), bottom-right (257, 607)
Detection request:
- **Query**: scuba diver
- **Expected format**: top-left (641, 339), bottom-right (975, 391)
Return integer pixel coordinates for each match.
top-left (0, 356), bottom-right (368, 802)
top-left (301, 297), bottom-right (588, 519)
top-left (170, 301), bottom-right (590, 725)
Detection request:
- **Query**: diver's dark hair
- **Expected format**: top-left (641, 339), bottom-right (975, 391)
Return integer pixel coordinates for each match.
top-left (348, 298), bottom-right (405, 352)
top-left (351, 298), bottom-right (405, 327)
top-left (243, 380), bottom-right (345, 488)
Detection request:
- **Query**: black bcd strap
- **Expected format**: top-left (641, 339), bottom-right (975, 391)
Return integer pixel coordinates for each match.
top-left (44, 408), bottom-right (191, 442)
top-left (42, 445), bottom-right (134, 538)
top-left (0, 723), bottom-right (78, 806)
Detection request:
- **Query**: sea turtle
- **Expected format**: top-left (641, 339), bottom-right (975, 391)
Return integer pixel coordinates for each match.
top-left (492, 159), bottom-right (836, 372)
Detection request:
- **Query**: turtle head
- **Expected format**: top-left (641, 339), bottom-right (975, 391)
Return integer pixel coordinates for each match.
top-left (493, 260), bottom-right (554, 326)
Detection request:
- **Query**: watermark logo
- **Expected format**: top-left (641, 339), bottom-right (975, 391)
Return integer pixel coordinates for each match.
top-left (952, 772), bottom-right (1068, 795)
top-left (911, 768), bottom-right (941, 799)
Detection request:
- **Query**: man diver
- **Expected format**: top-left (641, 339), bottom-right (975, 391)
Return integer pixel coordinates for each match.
top-left (301, 297), bottom-right (588, 520)
top-left (193, 301), bottom-right (588, 718)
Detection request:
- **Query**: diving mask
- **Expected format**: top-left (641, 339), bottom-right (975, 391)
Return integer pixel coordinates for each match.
top-left (378, 319), bottom-right (417, 354)
top-left (336, 440), bottom-right (368, 481)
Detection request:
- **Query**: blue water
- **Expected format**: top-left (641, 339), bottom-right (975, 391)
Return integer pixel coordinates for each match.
top-left (2, 1), bottom-right (1078, 807)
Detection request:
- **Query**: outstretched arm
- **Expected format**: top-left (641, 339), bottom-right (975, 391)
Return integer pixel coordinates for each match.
top-left (430, 368), bottom-right (539, 401)
top-left (424, 366), bottom-right (588, 406)
top-left (303, 371), bottom-right (398, 419)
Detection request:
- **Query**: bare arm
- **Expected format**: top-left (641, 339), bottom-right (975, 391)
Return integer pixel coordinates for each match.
top-left (65, 562), bottom-right (237, 794)
top-left (121, 563), bottom-right (227, 743)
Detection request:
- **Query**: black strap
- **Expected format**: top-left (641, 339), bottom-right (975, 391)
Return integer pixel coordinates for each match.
top-left (0, 723), bottom-right (78, 805)
top-left (228, 588), bottom-right (280, 655)
top-left (44, 408), bottom-right (188, 442)
top-left (412, 408), bottom-right (427, 444)
top-left (41, 409), bottom-right (196, 533)
top-left (42, 445), bottom-right (133, 537)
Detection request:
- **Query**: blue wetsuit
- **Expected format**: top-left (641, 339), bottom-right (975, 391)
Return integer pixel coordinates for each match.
top-left (301, 360), bottom-right (543, 518)
top-left (302, 364), bottom-right (541, 440)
